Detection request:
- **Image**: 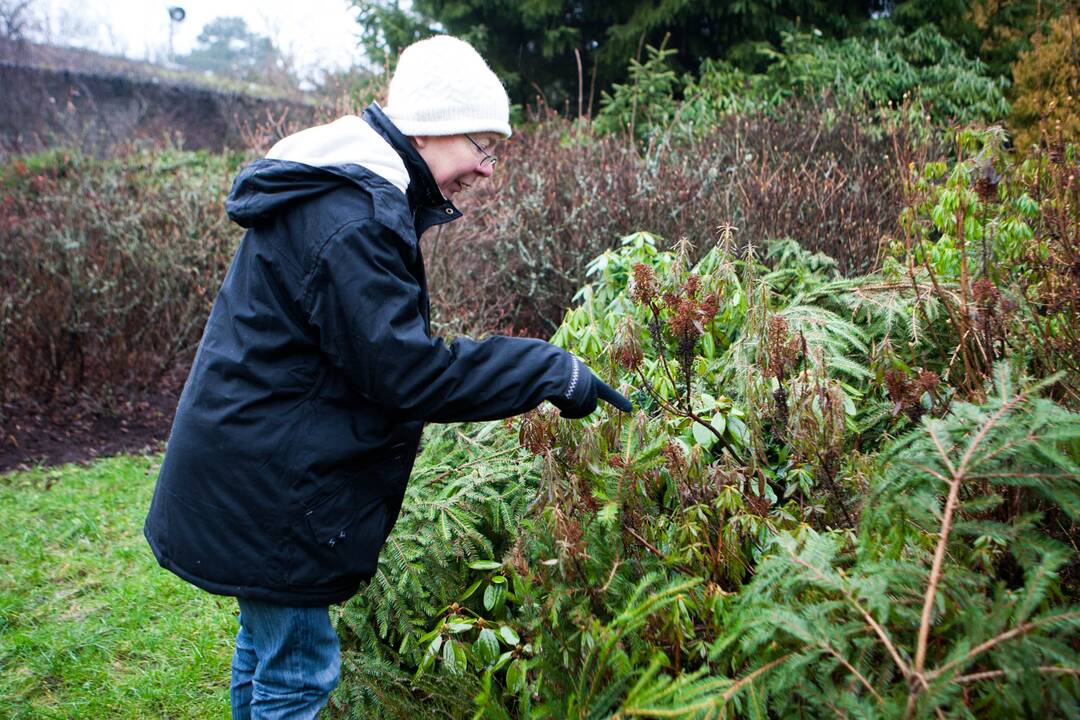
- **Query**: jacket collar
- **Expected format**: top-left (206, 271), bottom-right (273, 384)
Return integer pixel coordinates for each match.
top-left (362, 103), bottom-right (463, 236)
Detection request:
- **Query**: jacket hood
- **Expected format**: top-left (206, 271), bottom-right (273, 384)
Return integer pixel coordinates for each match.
top-left (225, 105), bottom-right (461, 232)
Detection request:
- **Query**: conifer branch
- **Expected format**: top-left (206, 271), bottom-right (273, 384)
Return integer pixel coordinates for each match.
top-left (913, 458), bottom-right (961, 681)
top-left (953, 666), bottom-right (1080, 684)
top-left (910, 388), bottom-right (1035, 717)
top-left (927, 611), bottom-right (1080, 680)
top-left (965, 432), bottom-right (1036, 469)
top-left (819, 642), bottom-right (884, 704)
top-left (618, 654), bottom-right (792, 717)
top-left (911, 463), bottom-right (951, 484)
top-left (789, 554), bottom-right (913, 679)
top-left (720, 655), bottom-right (791, 701)
top-left (625, 525), bottom-right (664, 559)
top-left (927, 424), bottom-right (959, 479)
top-left (954, 388), bottom-right (1029, 478)
top-left (624, 525), bottom-right (697, 578)
top-left (914, 390), bottom-right (1030, 677)
top-left (419, 447), bottom-right (519, 487)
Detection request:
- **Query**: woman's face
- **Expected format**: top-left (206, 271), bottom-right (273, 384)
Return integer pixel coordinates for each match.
top-left (411, 132), bottom-right (502, 198)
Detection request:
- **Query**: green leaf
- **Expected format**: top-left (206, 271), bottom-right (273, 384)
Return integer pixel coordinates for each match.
top-left (468, 560), bottom-right (503, 571)
top-left (711, 411), bottom-right (726, 436)
top-left (453, 639), bottom-right (468, 673)
top-left (702, 331), bottom-right (716, 358)
top-left (442, 637), bottom-right (460, 673)
top-left (474, 628), bottom-right (500, 664)
top-left (427, 634), bottom-right (444, 657)
top-left (506, 658), bottom-right (526, 693)
top-left (460, 578), bottom-right (484, 601)
top-left (692, 420), bottom-right (717, 449)
top-left (417, 617), bottom-right (446, 645)
top-left (493, 650), bottom-right (513, 671)
top-left (727, 415), bottom-right (750, 446)
top-left (447, 620), bottom-right (475, 633)
top-left (484, 582), bottom-right (505, 612)
top-left (498, 625), bottom-right (520, 646)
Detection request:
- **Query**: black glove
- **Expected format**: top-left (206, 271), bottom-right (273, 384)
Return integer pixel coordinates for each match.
top-left (551, 356), bottom-right (633, 419)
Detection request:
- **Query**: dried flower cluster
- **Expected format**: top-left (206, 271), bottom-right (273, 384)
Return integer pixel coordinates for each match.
top-left (662, 440), bottom-right (688, 481)
top-left (627, 261), bottom-right (724, 409)
top-left (613, 317), bottom-right (645, 371)
top-left (884, 368), bottom-right (940, 423)
top-left (661, 276), bottom-right (719, 343)
top-left (764, 315), bottom-right (804, 380)
top-left (973, 162), bottom-right (1001, 204)
top-left (630, 263), bottom-right (658, 305)
top-left (519, 410), bottom-right (555, 455)
top-left (762, 315), bottom-right (806, 438)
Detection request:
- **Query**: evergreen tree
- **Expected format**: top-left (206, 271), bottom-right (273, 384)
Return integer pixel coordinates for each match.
top-left (350, 0), bottom-right (869, 108)
top-left (892, 0), bottom-right (1067, 77)
top-left (177, 16), bottom-right (296, 90)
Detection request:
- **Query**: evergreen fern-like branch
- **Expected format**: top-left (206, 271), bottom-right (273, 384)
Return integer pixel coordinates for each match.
top-left (927, 609), bottom-right (1080, 681)
top-left (912, 381), bottom-right (1032, 679)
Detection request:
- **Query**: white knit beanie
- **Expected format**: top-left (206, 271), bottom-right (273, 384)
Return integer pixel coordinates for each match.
top-left (384, 35), bottom-right (512, 139)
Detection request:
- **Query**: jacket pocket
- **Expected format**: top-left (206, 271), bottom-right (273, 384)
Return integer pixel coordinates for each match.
top-left (285, 459), bottom-right (406, 587)
top-left (305, 486), bottom-right (387, 547)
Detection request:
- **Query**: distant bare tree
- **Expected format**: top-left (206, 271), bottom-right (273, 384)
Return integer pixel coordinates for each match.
top-left (0, 0), bottom-right (39, 62)
top-left (0, 0), bottom-right (37, 40)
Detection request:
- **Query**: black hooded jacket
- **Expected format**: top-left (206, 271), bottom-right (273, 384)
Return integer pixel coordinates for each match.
top-left (144, 105), bottom-right (594, 606)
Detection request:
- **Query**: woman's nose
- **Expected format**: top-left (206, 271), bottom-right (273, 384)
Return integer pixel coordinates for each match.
top-left (475, 161), bottom-right (495, 178)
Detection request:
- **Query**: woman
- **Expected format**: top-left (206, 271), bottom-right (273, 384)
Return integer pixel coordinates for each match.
top-left (144, 35), bottom-right (629, 718)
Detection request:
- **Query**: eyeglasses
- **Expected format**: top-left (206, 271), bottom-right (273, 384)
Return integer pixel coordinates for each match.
top-left (465, 134), bottom-right (498, 168)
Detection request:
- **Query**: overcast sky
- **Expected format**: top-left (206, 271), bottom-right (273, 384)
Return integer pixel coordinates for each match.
top-left (32, 0), bottom-right (366, 78)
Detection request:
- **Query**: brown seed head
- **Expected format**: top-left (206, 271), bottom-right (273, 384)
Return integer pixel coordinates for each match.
top-left (668, 298), bottom-right (701, 339)
top-left (662, 441), bottom-right (687, 477)
top-left (699, 293), bottom-right (719, 321)
top-left (972, 277), bottom-right (1000, 309)
top-left (765, 315), bottom-right (799, 378)
top-left (630, 264), bottom-right (657, 305)
top-left (915, 370), bottom-right (939, 395)
top-left (684, 274), bottom-right (701, 298)
top-left (613, 318), bottom-right (644, 371)
top-left (883, 368), bottom-right (910, 403)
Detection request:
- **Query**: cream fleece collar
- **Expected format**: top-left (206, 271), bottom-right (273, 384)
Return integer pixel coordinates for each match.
top-left (264, 116), bottom-right (410, 195)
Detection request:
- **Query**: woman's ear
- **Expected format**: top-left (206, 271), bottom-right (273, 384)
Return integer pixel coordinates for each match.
top-left (409, 135), bottom-right (429, 150)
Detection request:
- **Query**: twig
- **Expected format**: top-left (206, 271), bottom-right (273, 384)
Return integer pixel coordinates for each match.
top-left (926, 424), bottom-right (960, 479)
top-left (820, 642), bottom-right (884, 704)
top-left (598, 555), bottom-right (622, 593)
top-left (928, 611), bottom-right (1080, 680)
top-left (422, 446), bottom-right (518, 486)
top-left (953, 665), bottom-right (1080, 684)
top-left (574, 47), bottom-right (584, 120)
top-left (721, 655), bottom-right (792, 701)
top-left (790, 554), bottom-right (914, 680)
top-left (909, 388), bottom-right (1033, 714)
top-left (912, 461), bottom-right (960, 678)
top-left (646, 301), bottom-right (683, 396)
top-left (633, 366), bottom-right (740, 459)
top-left (624, 525), bottom-right (664, 559)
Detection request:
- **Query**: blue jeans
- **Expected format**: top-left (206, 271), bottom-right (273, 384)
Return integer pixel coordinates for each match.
top-left (230, 598), bottom-right (340, 720)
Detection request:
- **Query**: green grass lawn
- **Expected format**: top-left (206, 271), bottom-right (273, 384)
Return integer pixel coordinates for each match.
top-left (0, 454), bottom-right (235, 718)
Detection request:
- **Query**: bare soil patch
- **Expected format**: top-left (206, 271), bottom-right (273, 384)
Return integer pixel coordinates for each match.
top-left (0, 385), bottom-right (180, 473)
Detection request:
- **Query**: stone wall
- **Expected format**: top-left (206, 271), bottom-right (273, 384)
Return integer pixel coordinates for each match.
top-left (0, 61), bottom-right (317, 157)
